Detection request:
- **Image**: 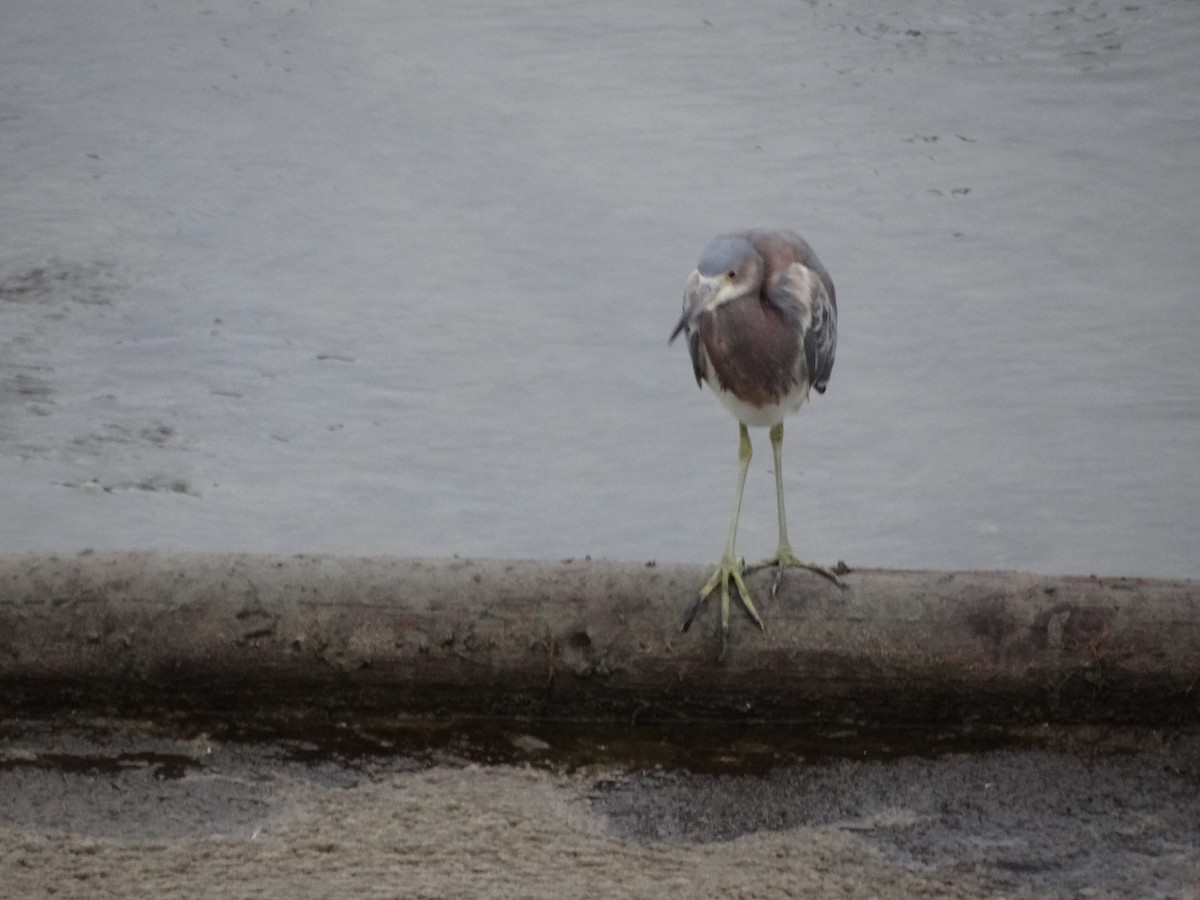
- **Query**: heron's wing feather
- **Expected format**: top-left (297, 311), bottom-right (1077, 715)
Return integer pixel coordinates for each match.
top-left (669, 300), bottom-right (708, 388)
top-left (758, 230), bottom-right (837, 305)
top-left (804, 278), bottom-right (837, 393)
top-left (687, 327), bottom-right (706, 388)
top-left (766, 263), bottom-right (837, 394)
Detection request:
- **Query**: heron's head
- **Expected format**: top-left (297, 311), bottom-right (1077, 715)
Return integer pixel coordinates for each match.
top-left (669, 234), bottom-right (763, 343)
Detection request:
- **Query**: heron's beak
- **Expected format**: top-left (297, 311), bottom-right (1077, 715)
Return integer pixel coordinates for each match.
top-left (668, 272), bottom-right (719, 344)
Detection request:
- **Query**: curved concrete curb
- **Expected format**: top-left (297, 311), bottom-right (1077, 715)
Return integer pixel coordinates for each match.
top-left (1, 553), bottom-right (1197, 726)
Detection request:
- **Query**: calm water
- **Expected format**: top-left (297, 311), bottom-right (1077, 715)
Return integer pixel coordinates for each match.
top-left (2, 0), bottom-right (1198, 577)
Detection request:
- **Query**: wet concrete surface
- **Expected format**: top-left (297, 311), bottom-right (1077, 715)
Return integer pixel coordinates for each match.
top-left (2, 718), bottom-right (1198, 899)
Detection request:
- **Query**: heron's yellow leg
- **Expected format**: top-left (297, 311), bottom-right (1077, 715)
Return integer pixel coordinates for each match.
top-left (745, 422), bottom-right (842, 594)
top-left (681, 423), bottom-right (763, 657)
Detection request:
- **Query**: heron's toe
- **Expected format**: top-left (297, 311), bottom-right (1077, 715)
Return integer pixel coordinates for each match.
top-left (681, 555), bottom-right (763, 649)
top-left (749, 548), bottom-right (843, 591)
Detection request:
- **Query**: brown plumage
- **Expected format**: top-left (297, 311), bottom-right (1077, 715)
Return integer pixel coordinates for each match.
top-left (697, 279), bottom-right (804, 408)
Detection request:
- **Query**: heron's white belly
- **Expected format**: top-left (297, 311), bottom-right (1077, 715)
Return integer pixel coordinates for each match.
top-left (710, 380), bottom-right (810, 428)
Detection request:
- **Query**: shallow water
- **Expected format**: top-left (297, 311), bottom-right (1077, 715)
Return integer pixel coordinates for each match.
top-left (1, 0), bottom-right (1198, 577)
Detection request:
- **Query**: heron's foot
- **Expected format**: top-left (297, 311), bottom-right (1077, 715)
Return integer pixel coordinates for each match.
top-left (746, 546), bottom-right (844, 597)
top-left (681, 554), bottom-right (763, 660)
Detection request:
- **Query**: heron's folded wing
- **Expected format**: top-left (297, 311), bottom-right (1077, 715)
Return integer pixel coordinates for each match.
top-left (765, 263), bottom-right (837, 394)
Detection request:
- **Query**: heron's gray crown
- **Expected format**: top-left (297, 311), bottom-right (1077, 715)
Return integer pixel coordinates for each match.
top-left (696, 234), bottom-right (757, 278)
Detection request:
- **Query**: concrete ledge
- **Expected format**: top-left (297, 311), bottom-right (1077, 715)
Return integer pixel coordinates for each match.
top-left (1, 552), bottom-right (1198, 727)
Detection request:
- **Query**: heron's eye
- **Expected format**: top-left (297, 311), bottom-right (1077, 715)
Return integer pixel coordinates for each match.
top-left (727, 270), bottom-right (737, 279)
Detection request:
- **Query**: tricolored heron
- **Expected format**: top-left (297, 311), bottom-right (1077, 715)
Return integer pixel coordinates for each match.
top-left (669, 228), bottom-right (842, 656)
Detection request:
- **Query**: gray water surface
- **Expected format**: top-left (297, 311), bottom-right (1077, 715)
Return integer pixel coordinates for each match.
top-left (2, 0), bottom-right (1198, 577)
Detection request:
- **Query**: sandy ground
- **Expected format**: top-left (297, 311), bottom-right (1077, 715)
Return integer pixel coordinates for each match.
top-left (2, 720), bottom-right (1199, 899)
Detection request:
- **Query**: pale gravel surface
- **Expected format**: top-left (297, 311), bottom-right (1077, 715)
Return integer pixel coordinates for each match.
top-left (5, 766), bottom-right (975, 900)
top-left (1, 722), bottom-right (1198, 899)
